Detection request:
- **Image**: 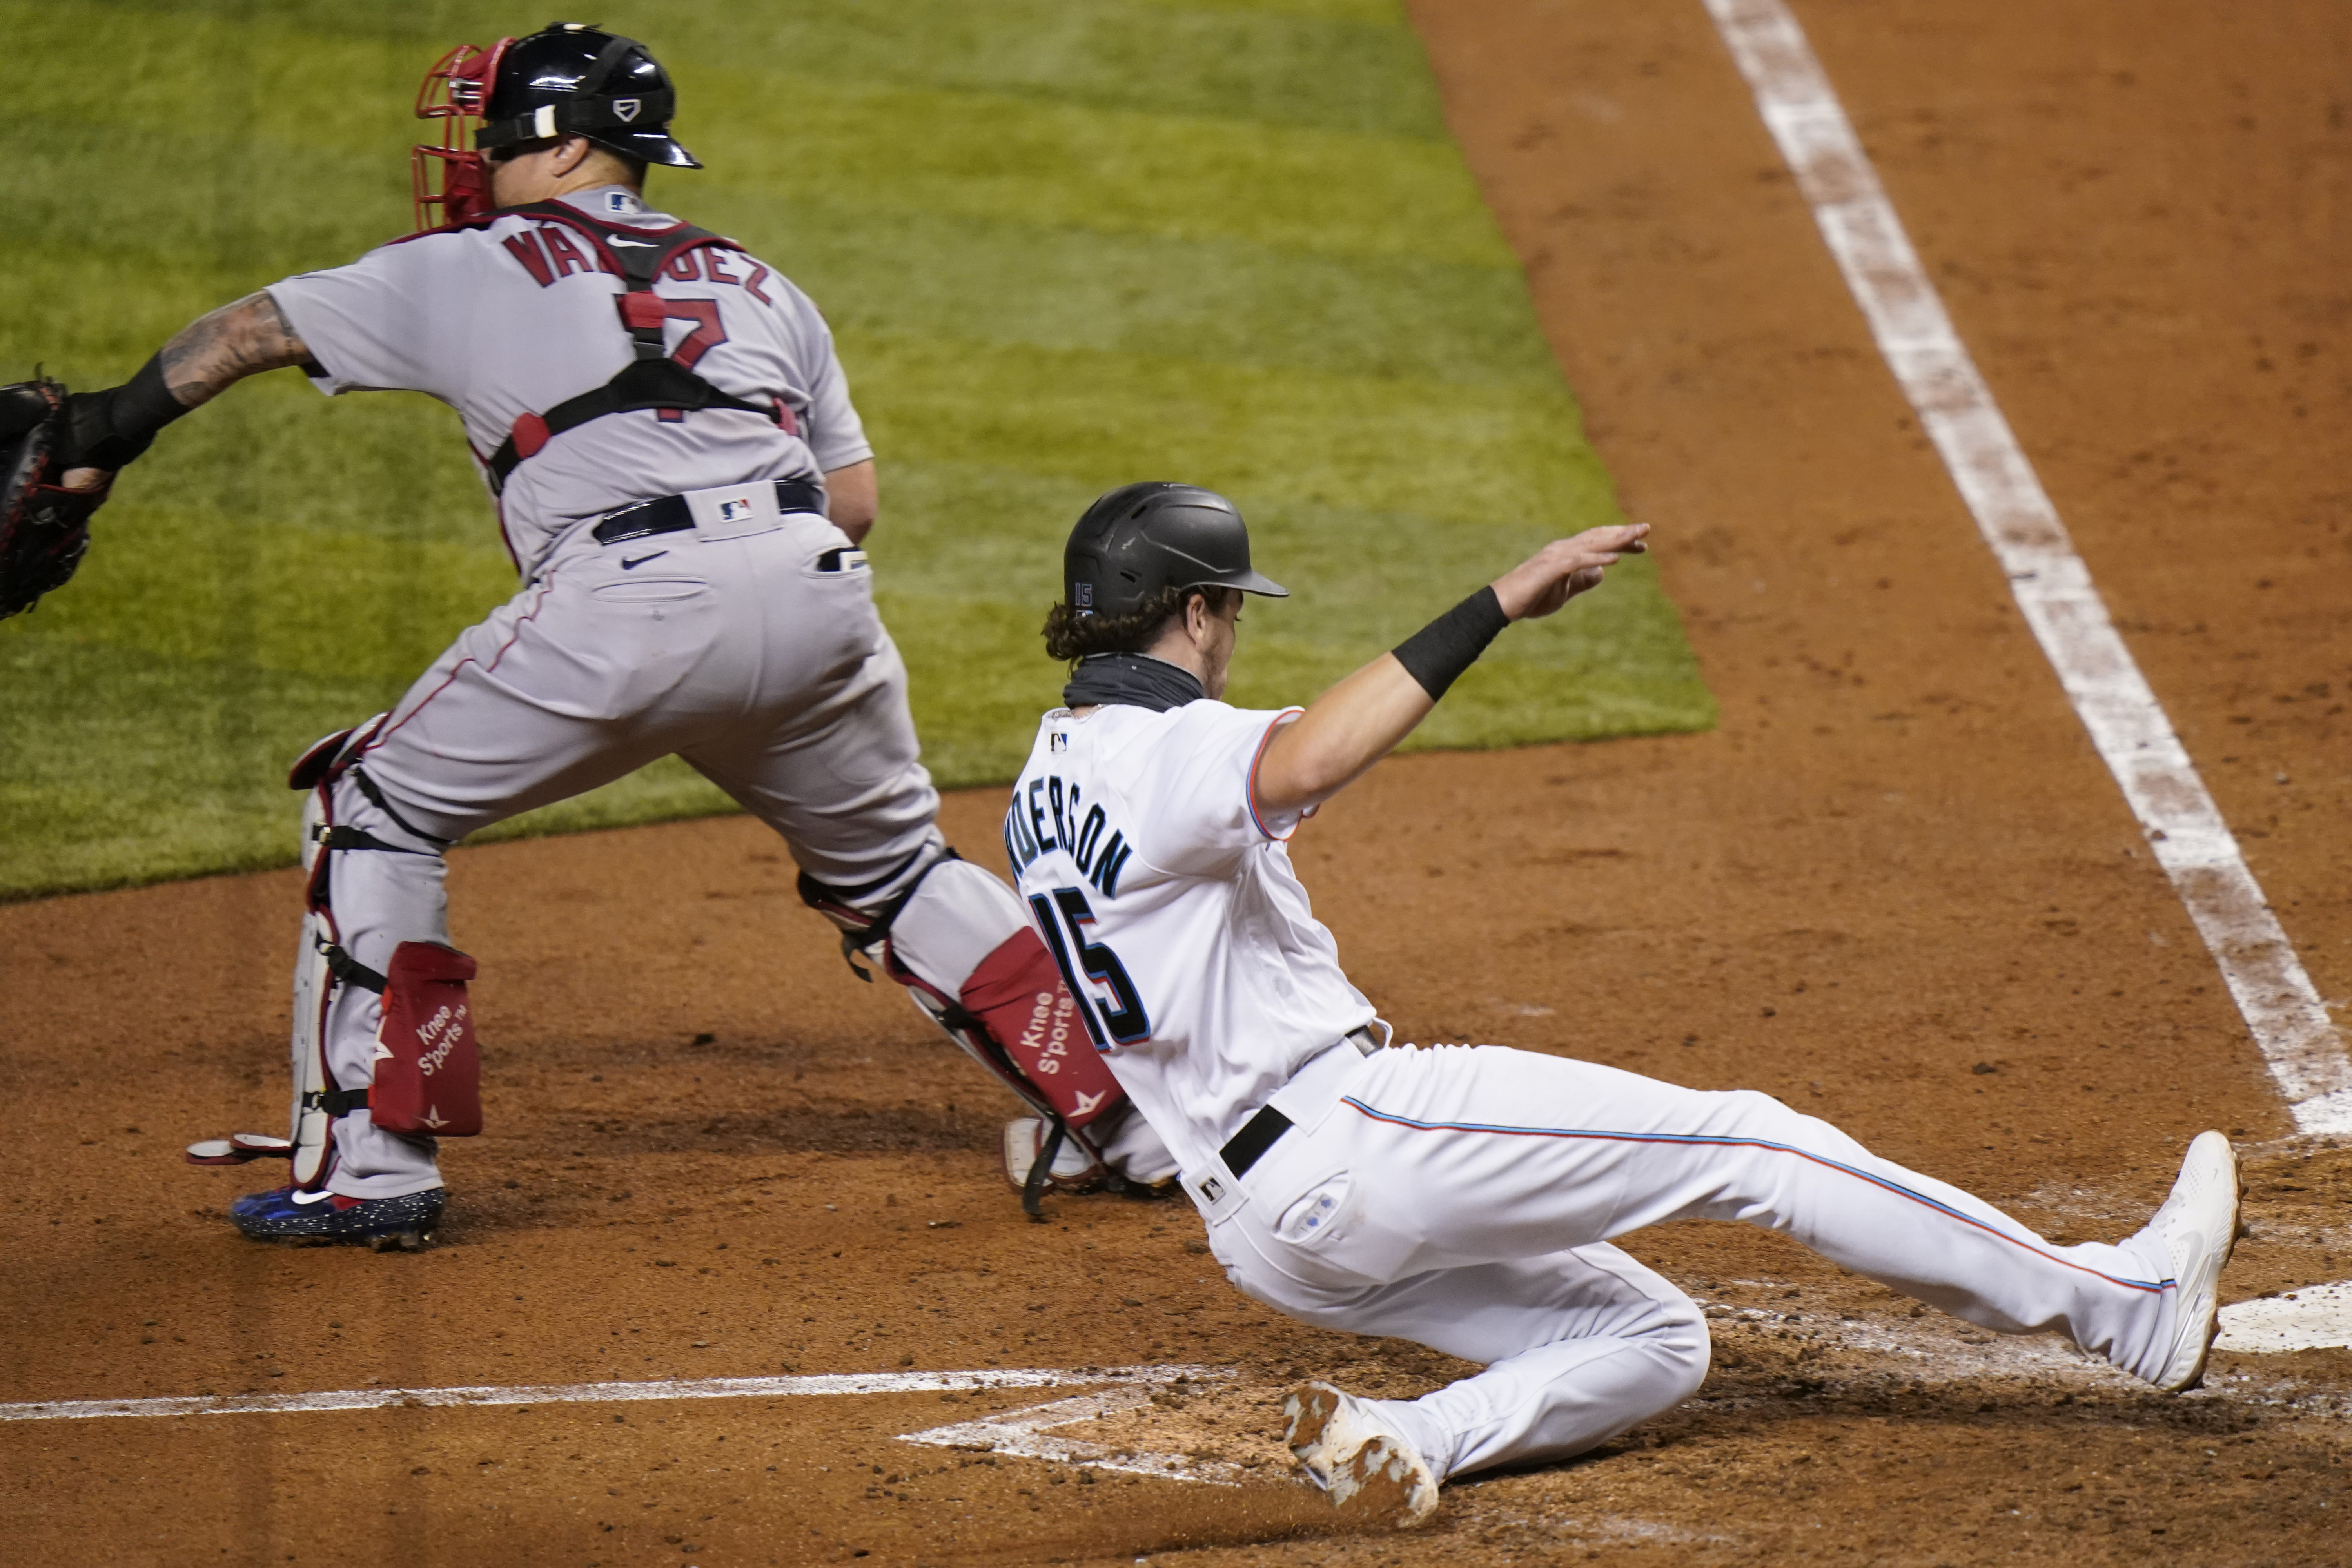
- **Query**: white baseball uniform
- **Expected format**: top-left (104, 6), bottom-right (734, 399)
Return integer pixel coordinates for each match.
top-left (260, 185), bottom-right (1036, 1199)
top-left (1008, 697), bottom-right (2194, 1477)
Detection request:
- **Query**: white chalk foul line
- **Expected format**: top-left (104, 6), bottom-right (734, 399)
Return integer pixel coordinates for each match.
top-left (1701, 0), bottom-right (2352, 1136)
top-left (0, 1363), bottom-right (1205, 1427)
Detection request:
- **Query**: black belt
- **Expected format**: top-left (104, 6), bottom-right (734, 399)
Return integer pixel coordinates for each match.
top-left (591, 476), bottom-right (828, 546)
top-left (1220, 1103), bottom-right (1292, 1179)
top-left (1218, 1027), bottom-right (1380, 1178)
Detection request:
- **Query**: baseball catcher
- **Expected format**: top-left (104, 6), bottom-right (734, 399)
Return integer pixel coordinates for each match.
top-left (39, 20), bottom-right (1169, 1248)
top-left (1009, 483), bottom-right (2244, 1525)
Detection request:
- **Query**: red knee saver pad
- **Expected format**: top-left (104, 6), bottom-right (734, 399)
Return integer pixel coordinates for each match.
top-left (960, 929), bottom-right (1123, 1130)
top-left (370, 941), bottom-right (482, 1137)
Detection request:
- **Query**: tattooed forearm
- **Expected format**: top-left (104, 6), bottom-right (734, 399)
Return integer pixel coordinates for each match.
top-left (154, 292), bottom-right (315, 408)
top-left (51, 292), bottom-right (315, 485)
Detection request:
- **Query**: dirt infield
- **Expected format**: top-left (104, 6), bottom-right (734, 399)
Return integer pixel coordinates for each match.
top-left (5, 2), bottom-right (2349, 1563)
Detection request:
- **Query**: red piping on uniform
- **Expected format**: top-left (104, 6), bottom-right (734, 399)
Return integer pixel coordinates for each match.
top-left (1245, 707), bottom-right (1307, 842)
top-left (466, 435), bottom-right (524, 574)
top-left (363, 573), bottom-right (559, 759)
top-left (1335, 1096), bottom-right (2173, 1296)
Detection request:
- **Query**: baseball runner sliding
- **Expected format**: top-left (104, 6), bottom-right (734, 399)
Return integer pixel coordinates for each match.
top-left (1009, 483), bottom-right (2246, 1526)
top-left (0, 22), bottom-right (1167, 1247)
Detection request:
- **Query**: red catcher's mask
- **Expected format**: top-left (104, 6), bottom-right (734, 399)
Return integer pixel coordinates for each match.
top-left (411, 39), bottom-right (512, 232)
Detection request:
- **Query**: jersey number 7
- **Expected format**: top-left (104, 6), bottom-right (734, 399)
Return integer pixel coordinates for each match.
top-left (656, 298), bottom-right (727, 370)
top-left (1028, 887), bottom-right (1150, 1047)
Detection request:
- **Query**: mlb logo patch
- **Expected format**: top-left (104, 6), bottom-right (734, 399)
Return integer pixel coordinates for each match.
top-left (718, 496), bottom-right (756, 524)
top-left (1049, 732), bottom-right (1067, 752)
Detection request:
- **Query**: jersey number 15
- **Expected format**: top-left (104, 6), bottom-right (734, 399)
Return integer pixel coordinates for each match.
top-left (1028, 887), bottom-right (1150, 1048)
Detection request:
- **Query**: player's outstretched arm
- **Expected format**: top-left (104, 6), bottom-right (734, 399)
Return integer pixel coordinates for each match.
top-left (58, 292), bottom-right (313, 492)
top-left (823, 459), bottom-right (878, 544)
top-left (1253, 524), bottom-right (1648, 815)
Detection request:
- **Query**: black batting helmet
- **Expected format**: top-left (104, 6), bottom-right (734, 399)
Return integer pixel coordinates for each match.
top-left (476, 21), bottom-right (700, 170)
top-left (1063, 483), bottom-right (1288, 619)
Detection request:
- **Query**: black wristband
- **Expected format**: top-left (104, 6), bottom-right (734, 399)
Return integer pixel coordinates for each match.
top-left (62, 354), bottom-right (187, 472)
top-left (1392, 585), bottom-right (1511, 701)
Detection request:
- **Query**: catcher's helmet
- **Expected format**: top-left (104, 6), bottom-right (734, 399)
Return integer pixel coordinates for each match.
top-left (476, 21), bottom-right (700, 170)
top-left (1063, 483), bottom-right (1288, 620)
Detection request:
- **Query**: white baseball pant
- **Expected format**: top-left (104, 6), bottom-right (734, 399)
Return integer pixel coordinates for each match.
top-left (1209, 1044), bottom-right (2183, 1479)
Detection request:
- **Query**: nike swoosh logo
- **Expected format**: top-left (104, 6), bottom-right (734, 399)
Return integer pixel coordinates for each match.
top-left (608, 238), bottom-right (656, 247)
top-left (621, 552), bottom-right (668, 570)
top-left (290, 1189), bottom-right (338, 1206)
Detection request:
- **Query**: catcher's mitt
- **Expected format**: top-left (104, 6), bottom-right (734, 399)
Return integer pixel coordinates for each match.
top-left (0, 378), bottom-right (108, 620)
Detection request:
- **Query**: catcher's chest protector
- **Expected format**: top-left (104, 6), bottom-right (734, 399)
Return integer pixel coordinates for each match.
top-left (476, 202), bottom-right (788, 492)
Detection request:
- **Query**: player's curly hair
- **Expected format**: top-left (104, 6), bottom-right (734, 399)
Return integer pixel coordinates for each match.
top-left (1042, 586), bottom-right (1240, 664)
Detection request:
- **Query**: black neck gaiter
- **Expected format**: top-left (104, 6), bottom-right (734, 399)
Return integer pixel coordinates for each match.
top-left (1061, 652), bottom-right (1206, 713)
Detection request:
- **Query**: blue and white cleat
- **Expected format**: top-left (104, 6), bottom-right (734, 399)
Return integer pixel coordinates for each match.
top-left (229, 1186), bottom-right (446, 1251)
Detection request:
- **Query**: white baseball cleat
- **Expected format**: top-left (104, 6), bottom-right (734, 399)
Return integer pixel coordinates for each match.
top-left (2138, 1129), bottom-right (2244, 1392)
top-left (1280, 1381), bottom-right (1439, 1528)
top-left (1000, 1117), bottom-right (1107, 1195)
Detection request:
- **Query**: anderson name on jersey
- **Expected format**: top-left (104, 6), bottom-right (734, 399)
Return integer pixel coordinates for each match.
top-left (1006, 699), bottom-right (1376, 1185)
top-left (266, 185), bottom-right (869, 576)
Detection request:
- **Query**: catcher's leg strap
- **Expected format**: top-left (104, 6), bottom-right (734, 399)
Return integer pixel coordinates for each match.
top-left (947, 927), bottom-right (1118, 1129)
top-left (305, 938), bottom-right (484, 1138)
top-left (806, 851), bottom-right (1129, 1130)
top-left (185, 1083), bottom-right (376, 1165)
top-left (796, 841), bottom-right (944, 982)
top-left (288, 718), bottom-right (378, 792)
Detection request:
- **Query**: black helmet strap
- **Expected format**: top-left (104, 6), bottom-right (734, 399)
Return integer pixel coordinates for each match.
top-left (573, 33), bottom-right (643, 96)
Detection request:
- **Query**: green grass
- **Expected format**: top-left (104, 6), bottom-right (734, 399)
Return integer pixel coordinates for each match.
top-left (0, 0), bottom-right (1713, 900)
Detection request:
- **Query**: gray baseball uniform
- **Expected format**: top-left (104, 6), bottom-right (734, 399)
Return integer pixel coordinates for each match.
top-left (272, 185), bottom-right (866, 578)
top-left (263, 185), bottom-right (954, 1200)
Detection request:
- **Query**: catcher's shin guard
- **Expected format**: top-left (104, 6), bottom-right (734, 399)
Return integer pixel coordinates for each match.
top-left (287, 751), bottom-right (350, 1184)
top-left (801, 848), bottom-right (1130, 1214)
top-left (189, 728), bottom-right (378, 1178)
top-left (189, 720), bottom-right (481, 1185)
